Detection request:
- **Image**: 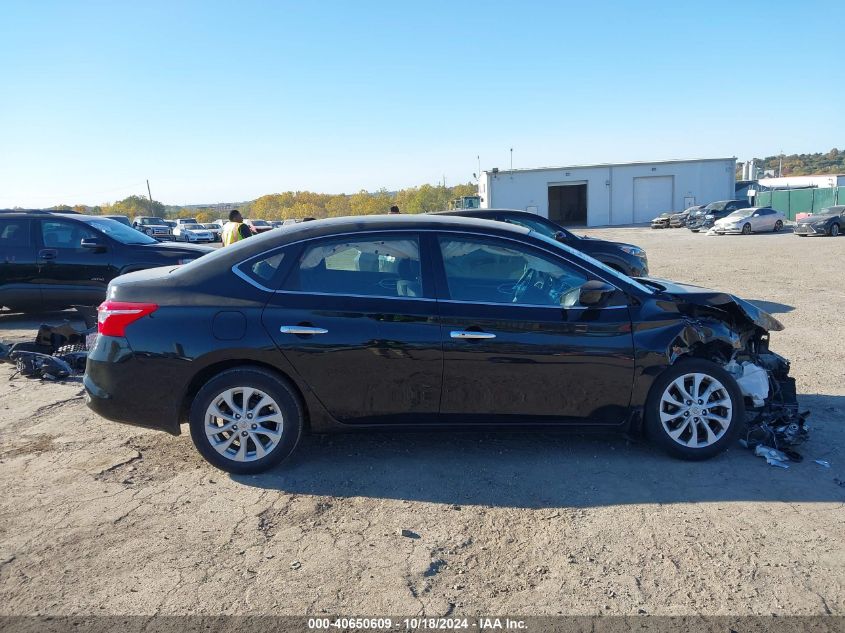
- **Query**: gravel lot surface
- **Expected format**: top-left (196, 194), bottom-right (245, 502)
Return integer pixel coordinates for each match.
top-left (0, 226), bottom-right (843, 617)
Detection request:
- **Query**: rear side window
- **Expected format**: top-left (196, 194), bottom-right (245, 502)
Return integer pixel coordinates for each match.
top-left (0, 219), bottom-right (31, 248)
top-left (283, 236), bottom-right (422, 298)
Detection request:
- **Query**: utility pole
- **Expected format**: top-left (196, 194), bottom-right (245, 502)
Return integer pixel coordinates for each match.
top-left (510, 148), bottom-right (513, 171)
top-left (146, 180), bottom-right (154, 215)
top-left (477, 155), bottom-right (481, 182)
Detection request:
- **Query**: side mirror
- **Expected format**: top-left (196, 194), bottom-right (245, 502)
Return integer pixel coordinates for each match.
top-left (579, 280), bottom-right (616, 307)
top-left (553, 231), bottom-right (568, 242)
top-left (80, 238), bottom-right (105, 251)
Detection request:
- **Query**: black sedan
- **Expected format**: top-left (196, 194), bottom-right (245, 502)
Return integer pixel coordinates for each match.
top-left (0, 210), bottom-right (213, 312)
top-left (435, 209), bottom-right (648, 276)
top-left (794, 206), bottom-right (845, 237)
top-left (84, 215), bottom-right (798, 474)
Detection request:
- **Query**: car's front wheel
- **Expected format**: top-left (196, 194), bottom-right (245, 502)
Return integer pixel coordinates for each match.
top-left (830, 223), bottom-right (840, 237)
top-left (645, 359), bottom-right (744, 460)
top-left (774, 220), bottom-right (783, 232)
top-left (741, 223), bottom-right (752, 235)
top-left (189, 367), bottom-right (304, 474)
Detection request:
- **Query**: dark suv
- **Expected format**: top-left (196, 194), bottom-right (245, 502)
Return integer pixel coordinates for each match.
top-left (687, 200), bottom-right (751, 232)
top-left (436, 209), bottom-right (648, 276)
top-left (0, 211), bottom-right (213, 313)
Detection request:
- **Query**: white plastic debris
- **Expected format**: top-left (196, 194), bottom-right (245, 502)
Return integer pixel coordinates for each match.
top-left (754, 444), bottom-right (790, 468)
top-left (814, 459), bottom-right (831, 468)
top-left (725, 360), bottom-right (769, 407)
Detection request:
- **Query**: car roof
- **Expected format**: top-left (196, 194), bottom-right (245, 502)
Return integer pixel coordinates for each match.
top-left (184, 213), bottom-right (533, 273)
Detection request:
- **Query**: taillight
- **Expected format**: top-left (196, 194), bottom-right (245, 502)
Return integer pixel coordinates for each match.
top-left (97, 301), bottom-right (158, 337)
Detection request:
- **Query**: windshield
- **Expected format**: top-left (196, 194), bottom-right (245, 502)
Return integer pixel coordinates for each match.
top-left (500, 215), bottom-right (573, 240)
top-left (87, 218), bottom-right (157, 245)
top-left (184, 224), bottom-right (204, 230)
top-left (705, 201), bottom-right (728, 212)
top-left (528, 230), bottom-right (653, 294)
top-left (202, 224), bottom-right (217, 229)
top-left (138, 217), bottom-right (163, 225)
top-left (251, 220), bottom-right (270, 226)
top-left (728, 209), bottom-right (753, 218)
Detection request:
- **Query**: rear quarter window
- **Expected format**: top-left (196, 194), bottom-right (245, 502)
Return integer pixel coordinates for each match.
top-left (235, 251), bottom-right (287, 290)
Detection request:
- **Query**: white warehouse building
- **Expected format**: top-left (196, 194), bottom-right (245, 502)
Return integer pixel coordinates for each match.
top-left (479, 158), bottom-right (737, 227)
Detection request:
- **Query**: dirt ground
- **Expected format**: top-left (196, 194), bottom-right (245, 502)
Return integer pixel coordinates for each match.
top-left (0, 226), bottom-right (843, 617)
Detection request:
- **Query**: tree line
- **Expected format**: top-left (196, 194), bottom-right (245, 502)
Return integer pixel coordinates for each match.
top-left (47, 182), bottom-right (478, 224)
top-left (738, 148), bottom-right (844, 179)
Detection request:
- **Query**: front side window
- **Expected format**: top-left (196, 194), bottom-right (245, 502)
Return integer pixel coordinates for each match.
top-left (438, 236), bottom-right (587, 307)
top-left (0, 219), bottom-right (31, 248)
top-left (284, 235), bottom-right (422, 298)
top-left (40, 220), bottom-right (98, 250)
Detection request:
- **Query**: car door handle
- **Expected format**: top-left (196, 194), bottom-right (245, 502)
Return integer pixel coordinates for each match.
top-left (279, 325), bottom-right (329, 335)
top-left (38, 249), bottom-right (57, 261)
top-left (450, 330), bottom-right (496, 340)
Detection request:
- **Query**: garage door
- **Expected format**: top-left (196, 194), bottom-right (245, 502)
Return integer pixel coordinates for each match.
top-left (633, 176), bottom-right (673, 223)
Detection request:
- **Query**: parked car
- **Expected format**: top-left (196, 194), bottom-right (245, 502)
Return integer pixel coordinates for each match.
top-left (244, 219), bottom-right (274, 234)
top-left (670, 205), bottom-right (705, 228)
top-left (103, 214), bottom-right (131, 227)
top-left (173, 223), bottom-right (215, 243)
top-left (436, 209), bottom-right (648, 276)
top-left (0, 210), bottom-right (212, 312)
top-left (132, 216), bottom-right (173, 241)
top-left (687, 200), bottom-right (751, 232)
top-left (650, 212), bottom-right (673, 229)
top-left (713, 207), bottom-right (785, 235)
top-left (269, 221), bottom-right (285, 229)
top-left (84, 214), bottom-right (796, 474)
top-left (794, 206), bottom-right (845, 237)
top-left (201, 223), bottom-right (222, 242)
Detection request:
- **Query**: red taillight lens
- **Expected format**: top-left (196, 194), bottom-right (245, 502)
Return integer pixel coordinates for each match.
top-left (97, 301), bottom-right (158, 337)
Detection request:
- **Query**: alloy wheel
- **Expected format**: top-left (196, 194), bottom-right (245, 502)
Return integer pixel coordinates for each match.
top-left (204, 387), bottom-right (284, 462)
top-left (659, 373), bottom-right (733, 448)
top-left (742, 223), bottom-right (751, 235)
top-left (831, 224), bottom-right (840, 237)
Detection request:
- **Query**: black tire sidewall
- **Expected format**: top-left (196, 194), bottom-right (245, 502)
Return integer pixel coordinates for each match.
top-left (189, 368), bottom-right (303, 474)
top-left (742, 223), bottom-right (751, 234)
top-left (645, 359), bottom-right (745, 460)
top-left (831, 223), bottom-right (840, 237)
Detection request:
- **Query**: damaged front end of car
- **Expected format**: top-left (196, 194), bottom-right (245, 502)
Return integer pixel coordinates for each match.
top-left (641, 281), bottom-right (808, 450)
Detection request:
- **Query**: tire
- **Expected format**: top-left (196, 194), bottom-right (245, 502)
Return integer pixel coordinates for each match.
top-left (830, 223), bottom-right (840, 237)
top-left (189, 367), bottom-right (304, 474)
top-left (144, 228), bottom-right (153, 236)
top-left (742, 223), bottom-right (752, 235)
top-left (773, 220), bottom-right (783, 232)
top-left (645, 359), bottom-right (745, 461)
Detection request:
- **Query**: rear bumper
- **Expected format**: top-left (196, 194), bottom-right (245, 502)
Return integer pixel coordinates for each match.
top-left (84, 335), bottom-right (181, 435)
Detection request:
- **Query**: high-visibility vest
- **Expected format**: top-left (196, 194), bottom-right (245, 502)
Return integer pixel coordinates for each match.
top-left (222, 221), bottom-right (244, 246)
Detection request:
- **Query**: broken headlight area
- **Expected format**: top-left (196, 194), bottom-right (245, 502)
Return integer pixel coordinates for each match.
top-left (727, 350), bottom-right (809, 451)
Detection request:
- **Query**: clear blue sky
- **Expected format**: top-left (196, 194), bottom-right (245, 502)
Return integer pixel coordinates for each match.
top-left (1, 0), bottom-right (842, 207)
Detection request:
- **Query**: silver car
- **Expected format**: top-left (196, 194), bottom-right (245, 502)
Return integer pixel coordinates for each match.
top-left (713, 207), bottom-right (785, 235)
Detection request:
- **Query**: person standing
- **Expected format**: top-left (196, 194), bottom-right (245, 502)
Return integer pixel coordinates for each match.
top-left (221, 209), bottom-right (252, 246)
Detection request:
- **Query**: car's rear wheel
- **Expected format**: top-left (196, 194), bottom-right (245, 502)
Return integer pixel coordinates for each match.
top-left (189, 367), bottom-right (304, 474)
top-left (830, 223), bottom-right (840, 237)
top-left (774, 220), bottom-right (783, 232)
top-left (645, 359), bottom-right (744, 460)
top-left (742, 223), bottom-right (752, 235)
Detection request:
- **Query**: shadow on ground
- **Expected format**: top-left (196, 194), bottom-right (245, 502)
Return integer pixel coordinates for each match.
top-left (236, 394), bottom-right (845, 509)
